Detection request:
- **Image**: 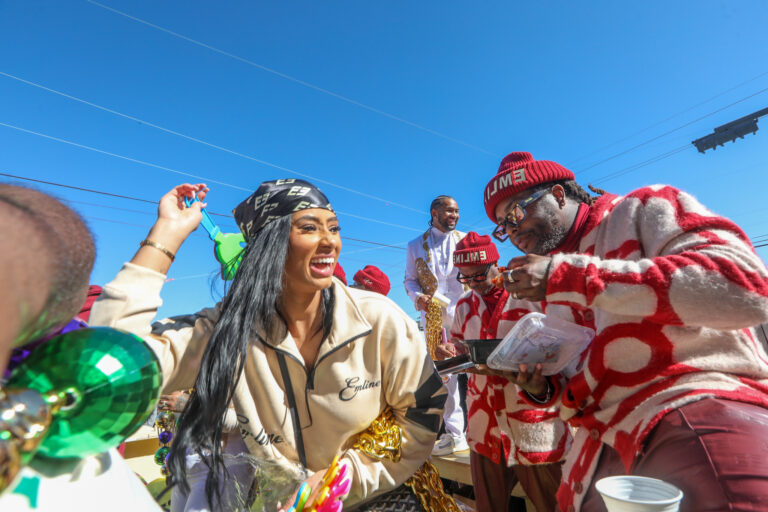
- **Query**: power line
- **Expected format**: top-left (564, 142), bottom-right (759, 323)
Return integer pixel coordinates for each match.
top-left (0, 70), bottom-right (425, 214)
top-left (0, 171), bottom-right (409, 248)
top-left (577, 86), bottom-right (768, 174)
top-left (0, 123), bottom-right (423, 232)
top-left (0, 121), bottom-right (250, 191)
top-left (591, 145), bottom-right (690, 184)
top-left (84, 0), bottom-right (492, 155)
top-left (567, 70), bottom-right (768, 166)
top-left (340, 236), bottom-right (405, 251)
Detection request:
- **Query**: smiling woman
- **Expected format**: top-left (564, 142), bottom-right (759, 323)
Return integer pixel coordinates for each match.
top-left (90, 178), bottom-right (447, 512)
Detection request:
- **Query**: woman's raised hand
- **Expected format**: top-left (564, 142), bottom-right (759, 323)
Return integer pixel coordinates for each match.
top-left (131, 183), bottom-right (209, 274)
top-left (156, 183), bottom-right (209, 236)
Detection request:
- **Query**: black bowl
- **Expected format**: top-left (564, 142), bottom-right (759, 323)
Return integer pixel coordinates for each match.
top-left (462, 339), bottom-right (502, 365)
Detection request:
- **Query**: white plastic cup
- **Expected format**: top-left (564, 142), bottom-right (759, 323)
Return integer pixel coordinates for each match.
top-left (595, 476), bottom-right (683, 512)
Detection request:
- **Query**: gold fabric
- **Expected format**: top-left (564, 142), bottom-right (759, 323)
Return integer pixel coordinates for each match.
top-left (354, 408), bottom-right (459, 512)
top-left (405, 460), bottom-right (461, 512)
top-left (424, 300), bottom-right (443, 360)
top-left (353, 408), bottom-right (402, 463)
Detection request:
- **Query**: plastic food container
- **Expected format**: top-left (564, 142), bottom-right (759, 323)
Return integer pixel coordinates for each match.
top-left (462, 339), bottom-right (502, 365)
top-left (486, 312), bottom-right (594, 376)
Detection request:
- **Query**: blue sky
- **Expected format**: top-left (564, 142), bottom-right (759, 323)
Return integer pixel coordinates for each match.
top-left (2, 1), bottom-right (767, 320)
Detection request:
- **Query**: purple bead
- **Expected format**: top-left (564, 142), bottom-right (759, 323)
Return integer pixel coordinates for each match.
top-left (158, 430), bottom-right (173, 444)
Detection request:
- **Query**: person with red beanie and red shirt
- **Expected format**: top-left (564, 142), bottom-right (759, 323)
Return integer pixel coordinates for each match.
top-left (484, 151), bottom-right (768, 511)
top-left (333, 262), bottom-right (347, 285)
top-left (436, 232), bottom-right (569, 511)
top-left (351, 265), bottom-right (391, 296)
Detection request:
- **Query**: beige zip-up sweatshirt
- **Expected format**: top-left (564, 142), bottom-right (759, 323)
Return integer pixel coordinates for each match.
top-left (90, 263), bottom-right (446, 505)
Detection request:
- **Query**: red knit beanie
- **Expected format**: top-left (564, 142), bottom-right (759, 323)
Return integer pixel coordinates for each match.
top-left (77, 285), bottom-right (103, 322)
top-left (333, 262), bottom-right (347, 285)
top-left (454, 232), bottom-right (499, 267)
top-left (484, 152), bottom-right (575, 222)
top-left (353, 265), bottom-right (391, 296)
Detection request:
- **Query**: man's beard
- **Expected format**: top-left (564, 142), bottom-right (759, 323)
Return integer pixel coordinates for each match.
top-left (435, 217), bottom-right (455, 232)
top-left (532, 213), bottom-right (569, 255)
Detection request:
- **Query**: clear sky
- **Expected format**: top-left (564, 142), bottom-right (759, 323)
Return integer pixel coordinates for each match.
top-left (2, 1), bottom-right (767, 320)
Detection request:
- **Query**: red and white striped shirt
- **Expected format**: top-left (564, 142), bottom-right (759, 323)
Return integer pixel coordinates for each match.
top-left (451, 287), bottom-right (572, 466)
top-left (534, 186), bottom-right (768, 511)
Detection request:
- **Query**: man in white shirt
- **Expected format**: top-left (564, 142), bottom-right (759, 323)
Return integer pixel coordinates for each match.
top-left (404, 195), bottom-right (468, 455)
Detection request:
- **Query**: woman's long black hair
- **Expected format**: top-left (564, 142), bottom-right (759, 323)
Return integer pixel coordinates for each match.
top-left (167, 214), bottom-right (335, 509)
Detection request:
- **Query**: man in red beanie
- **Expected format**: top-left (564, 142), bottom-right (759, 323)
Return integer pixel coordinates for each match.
top-left (333, 262), bottom-right (347, 285)
top-left (436, 231), bottom-right (569, 511)
top-left (484, 151), bottom-right (768, 511)
top-left (351, 265), bottom-right (391, 295)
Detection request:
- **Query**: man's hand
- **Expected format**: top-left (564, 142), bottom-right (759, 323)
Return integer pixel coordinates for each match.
top-left (434, 344), bottom-right (456, 360)
top-left (481, 363), bottom-right (549, 397)
top-left (503, 254), bottom-right (552, 302)
top-left (415, 293), bottom-right (432, 312)
top-left (434, 339), bottom-right (467, 360)
top-left (158, 390), bottom-right (190, 413)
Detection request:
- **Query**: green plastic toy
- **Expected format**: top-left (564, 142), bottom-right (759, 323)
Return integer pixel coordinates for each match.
top-left (184, 195), bottom-right (246, 280)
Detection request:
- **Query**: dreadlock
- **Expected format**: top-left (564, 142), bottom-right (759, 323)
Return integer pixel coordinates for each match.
top-left (526, 180), bottom-right (606, 205)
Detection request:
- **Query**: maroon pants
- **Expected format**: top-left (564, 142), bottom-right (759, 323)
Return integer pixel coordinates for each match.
top-left (471, 448), bottom-right (562, 512)
top-left (581, 398), bottom-right (768, 512)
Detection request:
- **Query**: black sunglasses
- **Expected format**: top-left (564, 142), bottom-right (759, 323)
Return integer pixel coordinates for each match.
top-left (456, 264), bottom-right (493, 283)
top-left (492, 189), bottom-right (548, 242)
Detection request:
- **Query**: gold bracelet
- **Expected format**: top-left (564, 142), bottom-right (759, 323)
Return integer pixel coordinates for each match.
top-left (140, 239), bottom-right (175, 261)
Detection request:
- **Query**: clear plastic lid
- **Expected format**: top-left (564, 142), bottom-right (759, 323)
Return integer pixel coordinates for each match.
top-left (486, 312), bottom-right (595, 376)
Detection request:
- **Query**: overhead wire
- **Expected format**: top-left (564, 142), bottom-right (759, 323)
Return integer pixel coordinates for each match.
top-left (576, 85), bottom-right (768, 174)
top-left (0, 123), bottom-right (422, 232)
top-left (0, 171), bottom-right (408, 248)
top-left (567, 69), bottom-right (768, 166)
top-left (84, 0), bottom-right (493, 155)
top-left (590, 145), bottom-right (690, 184)
top-left (0, 121), bottom-right (250, 191)
top-left (0, 71), bottom-right (425, 214)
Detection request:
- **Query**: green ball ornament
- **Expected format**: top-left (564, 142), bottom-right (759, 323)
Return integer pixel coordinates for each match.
top-left (154, 446), bottom-right (170, 466)
top-left (7, 327), bottom-right (162, 459)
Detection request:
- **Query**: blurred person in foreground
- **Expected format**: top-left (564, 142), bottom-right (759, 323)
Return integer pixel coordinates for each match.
top-left (0, 183), bottom-right (161, 511)
top-left (485, 151), bottom-right (768, 511)
top-left (91, 179), bottom-right (446, 511)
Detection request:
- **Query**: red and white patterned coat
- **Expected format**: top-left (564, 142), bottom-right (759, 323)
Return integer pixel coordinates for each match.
top-left (450, 288), bottom-right (572, 467)
top-left (532, 186), bottom-right (768, 511)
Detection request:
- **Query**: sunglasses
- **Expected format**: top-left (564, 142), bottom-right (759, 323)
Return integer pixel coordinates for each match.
top-left (456, 264), bottom-right (493, 283)
top-left (492, 189), bottom-right (548, 242)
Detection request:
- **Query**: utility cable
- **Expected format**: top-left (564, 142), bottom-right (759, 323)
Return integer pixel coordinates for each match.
top-left (0, 121), bottom-right (250, 191)
top-left (568, 70), bottom-right (768, 166)
top-left (0, 70), bottom-right (425, 214)
top-left (0, 123), bottom-right (423, 232)
top-left (84, 0), bottom-right (492, 155)
top-left (577, 86), bottom-right (768, 174)
top-left (0, 171), bottom-right (408, 248)
top-left (591, 145), bottom-right (689, 184)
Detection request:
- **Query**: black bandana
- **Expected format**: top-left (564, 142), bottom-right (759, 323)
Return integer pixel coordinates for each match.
top-left (233, 178), bottom-right (334, 242)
